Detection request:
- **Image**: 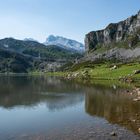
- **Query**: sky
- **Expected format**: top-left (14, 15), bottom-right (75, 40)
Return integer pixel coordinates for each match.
top-left (0, 0), bottom-right (139, 43)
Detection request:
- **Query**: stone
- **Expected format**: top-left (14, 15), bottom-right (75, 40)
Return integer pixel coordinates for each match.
top-left (133, 98), bottom-right (140, 102)
top-left (126, 90), bottom-right (130, 93)
top-left (126, 78), bottom-right (133, 83)
top-left (135, 88), bottom-right (140, 91)
top-left (137, 91), bottom-right (140, 96)
top-left (138, 128), bottom-right (140, 133)
top-left (134, 70), bottom-right (140, 74)
top-left (110, 131), bottom-right (117, 136)
top-left (131, 119), bottom-right (136, 122)
top-left (110, 65), bottom-right (117, 70)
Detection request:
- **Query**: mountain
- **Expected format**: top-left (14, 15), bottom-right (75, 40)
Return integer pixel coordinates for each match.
top-left (0, 38), bottom-right (83, 73)
top-left (0, 38), bottom-right (82, 60)
top-left (24, 38), bottom-right (39, 42)
top-left (0, 48), bottom-right (33, 73)
top-left (84, 10), bottom-right (140, 62)
top-left (44, 35), bottom-right (85, 52)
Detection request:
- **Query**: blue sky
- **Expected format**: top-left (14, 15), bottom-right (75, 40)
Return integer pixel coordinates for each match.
top-left (0, 0), bottom-right (139, 43)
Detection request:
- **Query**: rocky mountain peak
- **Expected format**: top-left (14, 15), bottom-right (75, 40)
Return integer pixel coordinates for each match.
top-left (44, 35), bottom-right (85, 52)
top-left (85, 10), bottom-right (140, 52)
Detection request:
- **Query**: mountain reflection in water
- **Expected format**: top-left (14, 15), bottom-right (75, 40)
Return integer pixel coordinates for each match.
top-left (0, 76), bottom-right (84, 110)
top-left (0, 75), bottom-right (139, 138)
top-left (85, 86), bottom-right (140, 135)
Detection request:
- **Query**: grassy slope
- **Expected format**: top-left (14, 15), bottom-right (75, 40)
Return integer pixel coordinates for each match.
top-left (90, 63), bottom-right (140, 80)
top-left (67, 62), bottom-right (140, 81)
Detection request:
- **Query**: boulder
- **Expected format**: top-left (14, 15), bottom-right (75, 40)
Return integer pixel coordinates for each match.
top-left (110, 132), bottom-right (117, 136)
top-left (110, 65), bottom-right (117, 70)
top-left (133, 70), bottom-right (140, 74)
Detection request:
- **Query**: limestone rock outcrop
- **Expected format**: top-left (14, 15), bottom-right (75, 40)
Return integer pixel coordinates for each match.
top-left (85, 10), bottom-right (140, 52)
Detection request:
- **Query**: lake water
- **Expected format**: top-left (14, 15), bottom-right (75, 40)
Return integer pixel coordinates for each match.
top-left (0, 76), bottom-right (139, 140)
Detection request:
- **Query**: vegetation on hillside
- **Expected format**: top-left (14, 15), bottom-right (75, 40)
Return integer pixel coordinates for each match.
top-left (0, 38), bottom-right (83, 73)
top-left (0, 49), bottom-right (32, 73)
top-left (61, 61), bottom-right (140, 82)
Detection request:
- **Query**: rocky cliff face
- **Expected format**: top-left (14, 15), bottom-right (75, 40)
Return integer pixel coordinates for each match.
top-left (85, 10), bottom-right (140, 52)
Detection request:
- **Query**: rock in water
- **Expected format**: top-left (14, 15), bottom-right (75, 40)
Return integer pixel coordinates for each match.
top-left (110, 131), bottom-right (117, 136)
top-left (138, 128), bottom-right (140, 133)
top-left (134, 70), bottom-right (140, 74)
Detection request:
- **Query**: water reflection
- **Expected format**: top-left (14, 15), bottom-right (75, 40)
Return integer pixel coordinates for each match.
top-left (85, 86), bottom-right (140, 135)
top-left (0, 76), bottom-right (139, 137)
top-left (0, 76), bottom-right (84, 110)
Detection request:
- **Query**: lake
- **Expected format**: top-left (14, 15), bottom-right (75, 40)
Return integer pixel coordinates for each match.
top-left (0, 76), bottom-right (139, 140)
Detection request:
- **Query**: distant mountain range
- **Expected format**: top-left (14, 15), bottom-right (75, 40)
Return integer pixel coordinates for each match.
top-left (24, 38), bottom-right (39, 42)
top-left (44, 35), bottom-right (85, 52)
top-left (0, 37), bottom-right (83, 73)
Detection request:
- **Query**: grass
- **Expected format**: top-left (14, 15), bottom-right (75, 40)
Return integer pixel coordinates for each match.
top-left (67, 61), bottom-right (140, 81)
top-left (29, 61), bottom-right (140, 86)
top-left (89, 63), bottom-right (140, 80)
